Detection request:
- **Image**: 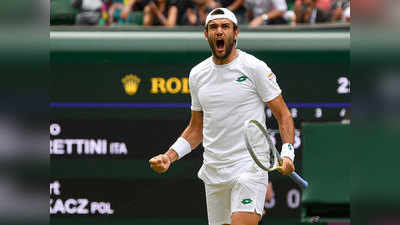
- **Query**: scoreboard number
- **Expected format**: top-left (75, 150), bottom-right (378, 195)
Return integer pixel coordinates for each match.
top-left (265, 192), bottom-right (276, 209)
top-left (287, 189), bottom-right (301, 209)
top-left (269, 133), bottom-right (277, 146)
top-left (294, 130), bottom-right (301, 149)
top-left (266, 108), bottom-right (272, 118)
top-left (339, 108), bottom-right (346, 117)
top-left (315, 108), bottom-right (322, 118)
top-left (291, 108), bottom-right (298, 118)
top-left (50, 123), bottom-right (61, 136)
top-left (337, 77), bottom-right (351, 94)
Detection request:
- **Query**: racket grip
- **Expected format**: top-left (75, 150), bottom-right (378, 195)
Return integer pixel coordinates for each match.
top-left (289, 172), bottom-right (309, 189)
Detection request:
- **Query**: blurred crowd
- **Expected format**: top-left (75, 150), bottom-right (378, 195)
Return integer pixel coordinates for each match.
top-left (70, 0), bottom-right (350, 26)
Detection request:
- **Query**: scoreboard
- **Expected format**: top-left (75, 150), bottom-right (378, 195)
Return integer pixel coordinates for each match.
top-left (50, 28), bottom-right (349, 224)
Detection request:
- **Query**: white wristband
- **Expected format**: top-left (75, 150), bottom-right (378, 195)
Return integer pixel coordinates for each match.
top-left (280, 143), bottom-right (295, 162)
top-left (170, 137), bottom-right (191, 159)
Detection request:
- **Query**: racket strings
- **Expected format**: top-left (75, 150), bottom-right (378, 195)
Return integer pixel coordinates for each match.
top-left (248, 124), bottom-right (273, 169)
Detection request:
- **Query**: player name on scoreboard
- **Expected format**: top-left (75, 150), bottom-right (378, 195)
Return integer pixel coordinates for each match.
top-left (50, 139), bottom-right (128, 155)
top-left (50, 180), bottom-right (114, 215)
top-left (50, 123), bottom-right (128, 156)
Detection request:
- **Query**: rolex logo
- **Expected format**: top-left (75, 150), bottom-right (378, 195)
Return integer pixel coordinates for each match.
top-left (121, 74), bottom-right (141, 96)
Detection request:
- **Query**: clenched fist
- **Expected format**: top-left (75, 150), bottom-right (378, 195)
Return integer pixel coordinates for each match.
top-left (278, 157), bottom-right (295, 175)
top-left (149, 154), bottom-right (171, 174)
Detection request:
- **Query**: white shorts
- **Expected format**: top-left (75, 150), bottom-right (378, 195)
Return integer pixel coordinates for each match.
top-left (204, 167), bottom-right (268, 225)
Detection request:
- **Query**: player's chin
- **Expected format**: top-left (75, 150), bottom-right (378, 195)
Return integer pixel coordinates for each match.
top-left (213, 48), bottom-right (226, 58)
top-left (215, 51), bottom-right (225, 58)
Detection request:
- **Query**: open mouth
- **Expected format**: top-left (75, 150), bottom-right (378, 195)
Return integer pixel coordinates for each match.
top-left (216, 40), bottom-right (225, 51)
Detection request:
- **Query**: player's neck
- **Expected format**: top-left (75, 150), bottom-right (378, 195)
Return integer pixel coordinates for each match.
top-left (213, 48), bottom-right (238, 65)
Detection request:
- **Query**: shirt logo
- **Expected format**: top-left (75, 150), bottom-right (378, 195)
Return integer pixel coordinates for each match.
top-left (241, 198), bottom-right (252, 204)
top-left (267, 73), bottom-right (275, 81)
top-left (236, 75), bottom-right (248, 82)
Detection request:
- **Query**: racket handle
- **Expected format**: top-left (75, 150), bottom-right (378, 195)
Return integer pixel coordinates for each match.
top-left (289, 172), bottom-right (309, 189)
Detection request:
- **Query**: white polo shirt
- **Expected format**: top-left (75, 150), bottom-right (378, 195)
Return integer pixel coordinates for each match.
top-left (246, 0), bottom-right (288, 18)
top-left (189, 50), bottom-right (282, 184)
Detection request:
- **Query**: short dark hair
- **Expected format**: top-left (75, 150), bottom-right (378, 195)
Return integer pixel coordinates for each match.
top-left (211, 9), bottom-right (225, 16)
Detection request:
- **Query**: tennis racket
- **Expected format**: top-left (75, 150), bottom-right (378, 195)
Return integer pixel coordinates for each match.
top-left (244, 119), bottom-right (309, 189)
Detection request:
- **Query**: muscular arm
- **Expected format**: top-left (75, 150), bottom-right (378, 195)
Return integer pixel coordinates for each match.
top-left (266, 95), bottom-right (294, 145)
top-left (266, 95), bottom-right (295, 175)
top-left (165, 110), bottom-right (203, 163)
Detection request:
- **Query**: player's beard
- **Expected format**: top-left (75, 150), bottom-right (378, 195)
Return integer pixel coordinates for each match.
top-left (208, 36), bottom-right (235, 60)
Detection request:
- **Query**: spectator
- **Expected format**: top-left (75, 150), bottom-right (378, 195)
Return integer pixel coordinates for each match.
top-left (295, 0), bottom-right (331, 24)
top-left (342, 4), bottom-right (350, 22)
top-left (181, 0), bottom-right (213, 25)
top-left (71, 0), bottom-right (103, 25)
top-left (97, 0), bottom-right (112, 26)
top-left (143, 0), bottom-right (182, 27)
top-left (246, 0), bottom-right (289, 27)
top-left (215, 0), bottom-right (247, 24)
top-left (107, 0), bottom-right (148, 25)
top-left (295, 0), bottom-right (330, 11)
top-left (108, 0), bottom-right (133, 25)
top-left (317, 0), bottom-right (331, 10)
top-left (296, 0), bottom-right (335, 11)
top-left (330, 0), bottom-right (350, 22)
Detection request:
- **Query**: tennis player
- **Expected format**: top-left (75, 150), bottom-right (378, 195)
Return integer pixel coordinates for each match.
top-left (149, 8), bottom-right (295, 225)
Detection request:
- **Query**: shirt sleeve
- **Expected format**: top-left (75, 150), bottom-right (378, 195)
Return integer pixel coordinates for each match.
top-left (189, 72), bottom-right (202, 111)
top-left (272, 0), bottom-right (288, 11)
top-left (251, 60), bottom-right (282, 103)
